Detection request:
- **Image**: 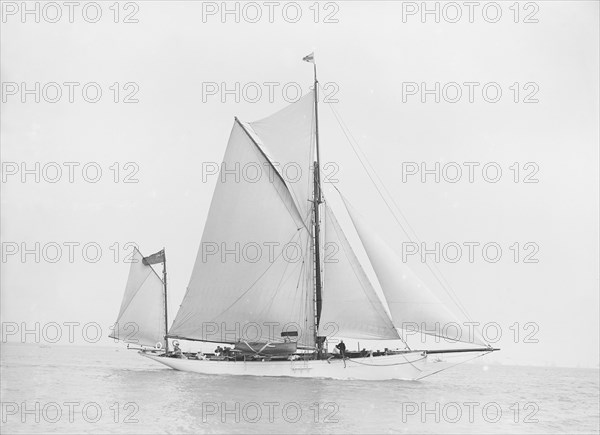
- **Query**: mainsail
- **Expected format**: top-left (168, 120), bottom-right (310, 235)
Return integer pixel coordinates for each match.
top-left (169, 99), bottom-right (317, 348)
top-left (342, 198), bottom-right (488, 346)
top-left (110, 248), bottom-right (166, 348)
top-left (318, 203), bottom-right (400, 340)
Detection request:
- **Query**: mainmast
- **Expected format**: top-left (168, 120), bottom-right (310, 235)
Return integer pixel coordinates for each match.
top-left (306, 53), bottom-right (324, 356)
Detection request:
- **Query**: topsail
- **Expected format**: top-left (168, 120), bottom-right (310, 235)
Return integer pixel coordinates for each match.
top-left (248, 92), bottom-right (316, 220)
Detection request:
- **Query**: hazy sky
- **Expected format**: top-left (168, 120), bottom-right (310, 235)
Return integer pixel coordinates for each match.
top-left (1, 1), bottom-right (598, 368)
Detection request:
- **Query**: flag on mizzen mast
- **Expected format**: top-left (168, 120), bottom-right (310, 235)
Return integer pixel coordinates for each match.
top-left (302, 52), bottom-right (315, 63)
top-left (142, 249), bottom-right (165, 265)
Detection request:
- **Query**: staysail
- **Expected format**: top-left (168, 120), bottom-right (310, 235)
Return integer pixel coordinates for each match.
top-left (110, 248), bottom-right (166, 348)
top-left (318, 203), bottom-right (400, 340)
top-left (343, 198), bottom-right (488, 346)
top-left (169, 108), bottom-right (316, 348)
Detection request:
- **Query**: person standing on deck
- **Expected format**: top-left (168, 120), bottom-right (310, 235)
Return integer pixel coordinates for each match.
top-left (335, 340), bottom-right (346, 359)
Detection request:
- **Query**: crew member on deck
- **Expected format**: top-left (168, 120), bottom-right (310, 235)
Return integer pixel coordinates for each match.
top-left (172, 342), bottom-right (183, 358)
top-left (335, 340), bottom-right (346, 359)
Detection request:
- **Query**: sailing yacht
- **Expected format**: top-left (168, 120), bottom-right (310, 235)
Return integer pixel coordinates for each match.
top-left (110, 54), bottom-right (498, 380)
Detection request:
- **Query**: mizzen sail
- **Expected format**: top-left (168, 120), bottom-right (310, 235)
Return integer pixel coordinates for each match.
top-left (110, 248), bottom-right (166, 348)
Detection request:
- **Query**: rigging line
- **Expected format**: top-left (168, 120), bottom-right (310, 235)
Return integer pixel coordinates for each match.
top-left (302, 207), bottom-right (317, 332)
top-left (288, 258), bottom-right (307, 324)
top-left (329, 104), bottom-right (462, 310)
top-left (259, 232), bottom-right (306, 319)
top-left (296, 234), bottom-right (314, 322)
top-left (173, 229), bottom-right (307, 334)
top-left (429, 353), bottom-right (480, 360)
top-left (206, 228), bottom-right (307, 323)
top-left (292, 207), bottom-right (318, 327)
top-left (171, 210), bottom-right (307, 333)
top-left (414, 350), bottom-right (492, 381)
top-left (281, 208), bottom-right (317, 335)
top-left (399, 352), bottom-right (424, 371)
top-left (170, 310), bottom-right (193, 332)
top-left (329, 104), bottom-right (474, 325)
top-left (325, 101), bottom-right (474, 325)
top-left (346, 355), bottom-right (427, 367)
top-left (306, 258), bottom-right (315, 341)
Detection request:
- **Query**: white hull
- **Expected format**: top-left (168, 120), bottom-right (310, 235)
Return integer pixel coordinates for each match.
top-left (141, 351), bottom-right (450, 381)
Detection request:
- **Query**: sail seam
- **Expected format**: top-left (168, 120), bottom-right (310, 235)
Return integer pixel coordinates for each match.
top-left (258, 231), bottom-right (304, 319)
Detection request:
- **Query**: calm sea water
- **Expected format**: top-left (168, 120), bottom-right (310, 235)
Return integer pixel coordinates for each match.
top-left (1, 343), bottom-right (598, 434)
